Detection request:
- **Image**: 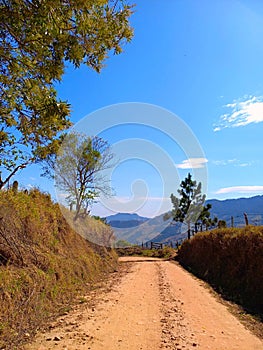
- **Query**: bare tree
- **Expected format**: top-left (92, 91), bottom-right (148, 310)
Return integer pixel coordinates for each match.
top-left (54, 132), bottom-right (114, 220)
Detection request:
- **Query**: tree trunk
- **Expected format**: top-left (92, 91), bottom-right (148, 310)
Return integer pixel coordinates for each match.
top-left (187, 222), bottom-right (191, 240)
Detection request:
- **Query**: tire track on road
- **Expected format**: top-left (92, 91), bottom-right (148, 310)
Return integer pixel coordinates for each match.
top-left (156, 262), bottom-right (198, 350)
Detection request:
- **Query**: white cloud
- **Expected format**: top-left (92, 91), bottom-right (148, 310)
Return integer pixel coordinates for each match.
top-left (212, 159), bottom-right (252, 167)
top-left (176, 158), bottom-right (208, 169)
top-left (215, 186), bottom-right (263, 194)
top-left (214, 95), bottom-right (263, 131)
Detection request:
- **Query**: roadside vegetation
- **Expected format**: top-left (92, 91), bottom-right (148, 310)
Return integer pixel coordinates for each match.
top-left (177, 226), bottom-right (263, 317)
top-left (0, 2), bottom-right (134, 348)
top-left (0, 189), bottom-right (117, 349)
top-left (116, 246), bottom-right (176, 259)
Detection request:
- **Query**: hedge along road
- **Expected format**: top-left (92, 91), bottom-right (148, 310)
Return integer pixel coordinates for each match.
top-left (25, 257), bottom-right (263, 350)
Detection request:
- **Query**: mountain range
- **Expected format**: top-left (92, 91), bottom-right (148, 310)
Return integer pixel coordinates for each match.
top-left (207, 196), bottom-right (263, 226)
top-left (106, 195), bottom-right (263, 244)
top-left (106, 213), bottom-right (148, 228)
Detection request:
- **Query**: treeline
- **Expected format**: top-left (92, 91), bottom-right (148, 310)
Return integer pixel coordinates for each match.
top-left (0, 189), bottom-right (116, 349)
top-left (177, 226), bottom-right (263, 316)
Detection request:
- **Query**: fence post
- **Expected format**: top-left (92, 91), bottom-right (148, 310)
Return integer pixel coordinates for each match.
top-left (231, 216), bottom-right (234, 227)
top-left (187, 222), bottom-right (191, 240)
top-left (244, 213), bottom-right (249, 226)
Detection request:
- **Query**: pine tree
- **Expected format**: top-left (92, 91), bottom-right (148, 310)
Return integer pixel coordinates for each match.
top-left (165, 173), bottom-right (209, 239)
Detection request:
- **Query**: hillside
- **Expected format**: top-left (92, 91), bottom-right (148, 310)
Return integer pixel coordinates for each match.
top-left (112, 213), bottom-right (185, 244)
top-left (207, 196), bottom-right (263, 226)
top-left (0, 189), bottom-right (117, 349)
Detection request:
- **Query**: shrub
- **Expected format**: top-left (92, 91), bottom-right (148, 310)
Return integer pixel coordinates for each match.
top-left (177, 227), bottom-right (263, 315)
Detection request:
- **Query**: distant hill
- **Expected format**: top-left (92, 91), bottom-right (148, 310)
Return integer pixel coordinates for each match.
top-left (110, 213), bottom-right (185, 244)
top-left (149, 222), bottom-right (187, 244)
top-left (108, 220), bottom-right (147, 228)
top-left (207, 195), bottom-right (263, 226)
top-left (108, 195), bottom-right (263, 244)
top-left (110, 213), bottom-right (166, 243)
top-left (106, 213), bottom-right (149, 222)
top-left (106, 212), bottom-right (149, 228)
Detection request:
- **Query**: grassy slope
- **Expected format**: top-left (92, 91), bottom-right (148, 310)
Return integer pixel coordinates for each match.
top-left (177, 227), bottom-right (263, 317)
top-left (0, 189), bottom-right (117, 349)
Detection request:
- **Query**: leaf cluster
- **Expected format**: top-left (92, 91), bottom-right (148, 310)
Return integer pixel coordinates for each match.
top-left (0, 0), bottom-right (134, 187)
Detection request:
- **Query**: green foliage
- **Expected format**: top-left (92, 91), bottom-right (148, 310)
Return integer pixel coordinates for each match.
top-left (196, 204), bottom-right (218, 231)
top-left (218, 219), bottom-right (227, 228)
top-left (0, 188), bottom-right (117, 348)
top-left (53, 132), bottom-right (113, 220)
top-left (0, 0), bottom-right (134, 188)
top-left (165, 173), bottom-right (213, 237)
top-left (93, 215), bottom-right (108, 224)
top-left (177, 227), bottom-right (263, 315)
top-left (170, 173), bottom-right (206, 224)
top-left (115, 239), bottom-right (134, 248)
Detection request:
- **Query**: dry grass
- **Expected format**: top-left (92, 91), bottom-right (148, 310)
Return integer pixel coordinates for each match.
top-left (177, 226), bottom-right (263, 317)
top-left (0, 189), bottom-right (117, 349)
top-left (60, 206), bottom-right (115, 247)
top-left (116, 246), bottom-right (177, 259)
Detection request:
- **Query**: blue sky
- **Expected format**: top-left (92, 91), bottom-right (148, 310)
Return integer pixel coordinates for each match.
top-left (17, 0), bottom-right (263, 217)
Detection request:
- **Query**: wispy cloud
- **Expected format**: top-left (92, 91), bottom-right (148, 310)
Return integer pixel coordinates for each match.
top-left (212, 159), bottom-right (252, 167)
top-left (176, 158), bottom-right (208, 169)
top-left (214, 95), bottom-right (263, 131)
top-left (215, 186), bottom-right (263, 194)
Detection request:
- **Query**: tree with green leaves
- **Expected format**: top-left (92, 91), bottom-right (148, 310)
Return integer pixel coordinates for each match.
top-left (195, 204), bottom-right (218, 231)
top-left (164, 173), bottom-right (211, 239)
top-left (0, 0), bottom-right (134, 189)
top-left (54, 132), bottom-right (113, 221)
top-left (218, 219), bottom-right (227, 228)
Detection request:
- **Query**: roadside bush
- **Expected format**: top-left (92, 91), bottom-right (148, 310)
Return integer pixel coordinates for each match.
top-left (177, 226), bottom-right (263, 315)
top-left (0, 189), bottom-right (117, 349)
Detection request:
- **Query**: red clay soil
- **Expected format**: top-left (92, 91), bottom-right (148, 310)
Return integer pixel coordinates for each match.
top-left (24, 257), bottom-right (263, 350)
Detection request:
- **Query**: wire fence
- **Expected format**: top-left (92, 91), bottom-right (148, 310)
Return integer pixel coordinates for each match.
top-left (224, 213), bottom-right (263, 227)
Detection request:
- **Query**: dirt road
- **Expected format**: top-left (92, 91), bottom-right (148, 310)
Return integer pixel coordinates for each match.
top-left (25, 257), bottom-right (263, 350)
